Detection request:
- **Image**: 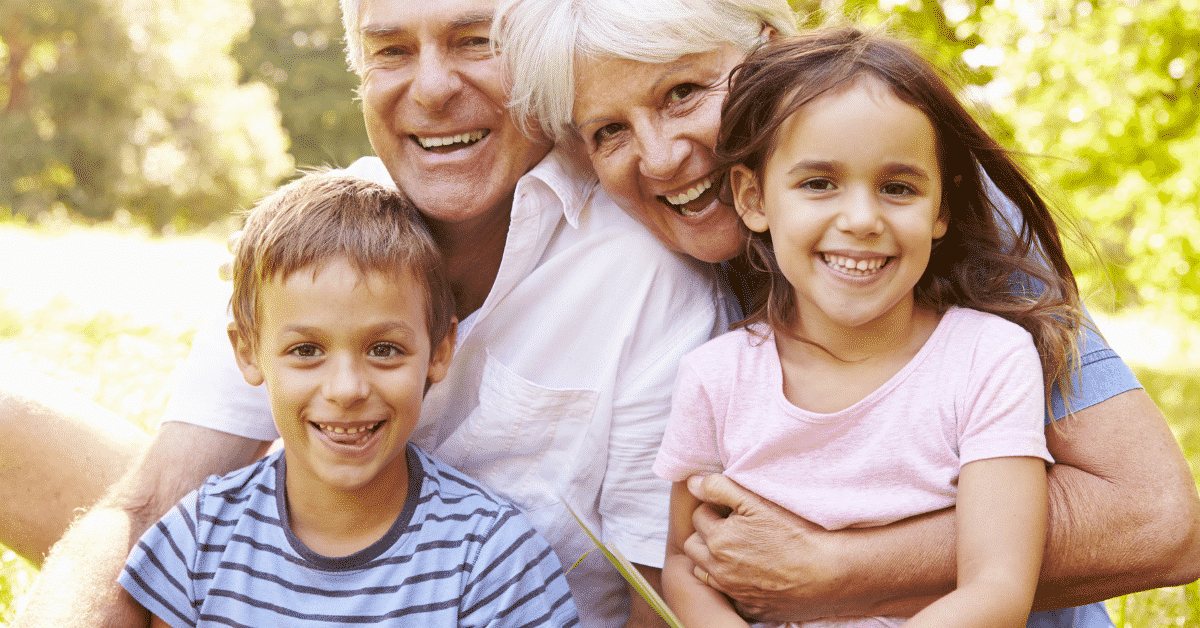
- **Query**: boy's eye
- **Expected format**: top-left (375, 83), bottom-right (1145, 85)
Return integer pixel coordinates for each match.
top-left (368, 342), bottom-right (403, 359)
top-left (289, 343), bottom-right (323, 358)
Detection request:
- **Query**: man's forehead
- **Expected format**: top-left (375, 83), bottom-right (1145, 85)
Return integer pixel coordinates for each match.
top-left (358, 0), bottom-right (495, 36)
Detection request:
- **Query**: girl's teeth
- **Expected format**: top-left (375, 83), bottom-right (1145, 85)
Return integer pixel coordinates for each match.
top-left (823, 254), bottom-right (887, 273)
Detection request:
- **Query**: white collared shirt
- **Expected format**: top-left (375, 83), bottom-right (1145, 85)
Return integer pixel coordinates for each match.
top-left (163, 148), bottom-right (729, 627)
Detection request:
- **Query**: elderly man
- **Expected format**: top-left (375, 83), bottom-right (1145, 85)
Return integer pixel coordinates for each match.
top-left (13, 1), bottom-right (726, 626)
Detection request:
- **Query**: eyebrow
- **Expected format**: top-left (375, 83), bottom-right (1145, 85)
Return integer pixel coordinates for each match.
top-left (281, 321), bottom-right (419, 342)
top-left (574, 57), bottom-right (700, 131)
top-left (360, 10), bottom-right (493, 41)
top-left (787, 160), bottom-right (932, 181)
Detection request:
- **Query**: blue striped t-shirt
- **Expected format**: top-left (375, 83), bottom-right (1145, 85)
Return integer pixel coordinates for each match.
top-left (119, 444), bottom-right (579, 628)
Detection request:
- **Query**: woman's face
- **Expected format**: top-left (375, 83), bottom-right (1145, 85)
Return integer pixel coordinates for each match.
top-left (572, 46), bottom-right (747, 263)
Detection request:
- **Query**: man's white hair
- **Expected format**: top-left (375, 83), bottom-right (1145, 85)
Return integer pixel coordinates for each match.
top-left (341, 0), bottom-right (364, 76)
top-left (494, 0), bottom-right (798, 142)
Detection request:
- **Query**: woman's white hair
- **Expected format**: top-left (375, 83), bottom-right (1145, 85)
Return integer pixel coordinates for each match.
top-left (495, 0), bottom-right (798, 142)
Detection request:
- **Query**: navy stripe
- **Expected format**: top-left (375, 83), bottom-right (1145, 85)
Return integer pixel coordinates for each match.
top-left (463, 543), bottom-right (555, 617)
top-left (133, 538), bottom-right (191, 601)
top-left (206, 587), bottom-right (461, 622)
top-left (122, 564), bottom-right (196, 627)
top-left (212, 558), bottom-right (470, 597)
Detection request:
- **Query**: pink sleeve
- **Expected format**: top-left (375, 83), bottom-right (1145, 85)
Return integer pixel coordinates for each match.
top-left (957, 316), bottom-right (1053, 466)
top-left (653, 354), bottom-right (725, 482)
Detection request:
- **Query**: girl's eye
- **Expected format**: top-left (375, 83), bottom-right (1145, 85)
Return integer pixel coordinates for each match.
top-left (368, 343), bottom-right (403, 359)
top-left (666, 83), bottom-right (700, 104)
top-left (800, 178), bottom-right (836, 192)
top-left (593, 122), bottom-right (624, 146)
top-left (289, 343), bottom-right (322, 358)
top-left (881, 182), bottom-right (916, 196)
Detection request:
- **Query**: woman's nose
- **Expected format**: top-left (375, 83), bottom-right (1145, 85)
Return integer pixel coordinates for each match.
top-left (634, 119), bottom-right (687, 181)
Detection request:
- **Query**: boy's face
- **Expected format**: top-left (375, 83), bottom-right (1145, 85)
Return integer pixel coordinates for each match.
top-left (231, 257), bottom-right (453, 494)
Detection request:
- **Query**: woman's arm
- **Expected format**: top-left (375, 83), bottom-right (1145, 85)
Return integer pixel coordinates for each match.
top-left (684, 389), bottom-right (1200, 623)
top-left (904, 457), bottom-right (1047, 628)
top-left (665, 482), bottom-right (751, 628)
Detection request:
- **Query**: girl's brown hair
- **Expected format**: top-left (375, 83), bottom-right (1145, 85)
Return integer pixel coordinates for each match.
top-left (717, 26), bottom-right (1087, 408)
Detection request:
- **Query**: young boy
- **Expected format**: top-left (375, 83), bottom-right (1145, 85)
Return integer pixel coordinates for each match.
top-left (119, 172), bottom-right (579, 627)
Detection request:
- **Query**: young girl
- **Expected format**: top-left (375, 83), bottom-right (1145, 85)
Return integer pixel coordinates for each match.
top-left (653, 27), bottom-right (1088, 628)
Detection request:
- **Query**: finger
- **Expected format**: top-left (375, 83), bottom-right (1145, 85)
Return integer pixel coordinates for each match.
top-left (688, 473), bottom-right (753, 515)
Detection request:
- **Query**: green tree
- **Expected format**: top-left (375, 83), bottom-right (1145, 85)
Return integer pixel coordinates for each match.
top-left (0, 0), bottom-right (292, 230)
top-left (233, 0), bottom-right (371, 170)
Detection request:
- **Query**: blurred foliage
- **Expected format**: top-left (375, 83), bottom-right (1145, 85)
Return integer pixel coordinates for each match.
top-left (0, 0), bottom-right (292, 231)
top-left (231, 0), bottom-right (370, 170)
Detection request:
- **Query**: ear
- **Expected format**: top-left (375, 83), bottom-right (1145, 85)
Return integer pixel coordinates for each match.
top-left (425, 319), bottom-right (457, 387)
top-left (759, 23), bottom-right (778, 43)
top-left (730, 164), bottom-right (769, 233)
top-left (227, 322), bottom-right (264, 387)
top-left (933, 203), bottom-right (949, 240)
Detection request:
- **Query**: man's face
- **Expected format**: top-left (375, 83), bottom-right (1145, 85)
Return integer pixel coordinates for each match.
top-left (355, 0), bottom-right (552, 231)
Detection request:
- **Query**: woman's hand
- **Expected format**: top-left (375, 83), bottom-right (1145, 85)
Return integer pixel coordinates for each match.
top-left (683, 475), bottom-right (866, 623)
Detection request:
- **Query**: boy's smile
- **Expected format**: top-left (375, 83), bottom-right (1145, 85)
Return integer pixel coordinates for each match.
top-left (233, 258), bottom-right (453, 498)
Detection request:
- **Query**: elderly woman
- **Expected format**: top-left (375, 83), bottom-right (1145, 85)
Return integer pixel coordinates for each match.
top-left (494, 1), bottom-right (1200, 627)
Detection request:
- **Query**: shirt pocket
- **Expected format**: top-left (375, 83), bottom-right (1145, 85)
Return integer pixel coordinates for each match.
top-left (435, 350), bottom-right (599, 512)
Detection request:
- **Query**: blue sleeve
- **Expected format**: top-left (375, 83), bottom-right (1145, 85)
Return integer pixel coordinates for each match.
top-left (1047, 312), bottom-right (1143, 424)
top-left (118, 494), bottom-right (201, 628)
top-left (458, 506), bottom-right (580, 628)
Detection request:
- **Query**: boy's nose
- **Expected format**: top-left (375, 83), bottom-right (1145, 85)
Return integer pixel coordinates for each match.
top-left (323, 357), bottom-right (370, 407)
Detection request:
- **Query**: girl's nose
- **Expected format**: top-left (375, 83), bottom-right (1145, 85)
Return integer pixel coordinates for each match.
top-left (836, 190), bottom-right (885, 237)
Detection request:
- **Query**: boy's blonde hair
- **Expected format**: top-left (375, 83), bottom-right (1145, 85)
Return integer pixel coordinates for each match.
top-left (230, 171), bottom-right (455, 352)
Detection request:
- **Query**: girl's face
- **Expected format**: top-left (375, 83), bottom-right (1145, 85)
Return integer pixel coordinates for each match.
top-left (572, 46), bottom-right (747, 263)
top-left (732, 76), bottom-right (948, 334)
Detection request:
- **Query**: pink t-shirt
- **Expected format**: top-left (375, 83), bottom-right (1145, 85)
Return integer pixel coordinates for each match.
top-left (654, 307), bottom-right (1053, 532)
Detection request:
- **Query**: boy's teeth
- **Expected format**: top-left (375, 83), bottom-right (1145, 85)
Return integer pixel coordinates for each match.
top-left (666, 176), bottom-right (714, 206)
top-left (314, 422), bottom-right (381, 435)
top-left (416, 130), bottom-right (485, 149)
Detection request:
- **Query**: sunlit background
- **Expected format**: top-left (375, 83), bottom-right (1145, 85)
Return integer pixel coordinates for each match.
top-left (1, 0), bottom-right (1197, 625)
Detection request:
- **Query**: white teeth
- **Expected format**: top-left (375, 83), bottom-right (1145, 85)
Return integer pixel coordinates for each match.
top-left (822, 254), bottom-right (888, 275)
top-left (665, 176), bottom-right (714, 207)
top-left (416, 130), bottom-right (486, 149)
top-left (314, 421), bottom-right (382, 435)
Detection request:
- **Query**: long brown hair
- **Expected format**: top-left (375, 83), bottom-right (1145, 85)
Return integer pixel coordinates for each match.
top-left (717, 26), bottom-right (1087, 408)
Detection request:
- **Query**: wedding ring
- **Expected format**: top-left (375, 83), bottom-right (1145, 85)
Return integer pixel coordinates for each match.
top-left (704, 572), bottom-right (711, 586)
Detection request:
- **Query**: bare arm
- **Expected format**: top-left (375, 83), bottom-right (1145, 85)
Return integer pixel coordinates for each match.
top-left (904, 457), bottom-right (1047, 628)
top-left (685, 389), bottom-right (1200, 622)
top-left (15, 422), bottom-right (269, 628)
top-left (663, 482), bottom-right (749, 628)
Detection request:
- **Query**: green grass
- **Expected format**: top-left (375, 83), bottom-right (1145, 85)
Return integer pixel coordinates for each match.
top-left (0, 223), bottom-right (1197, 626)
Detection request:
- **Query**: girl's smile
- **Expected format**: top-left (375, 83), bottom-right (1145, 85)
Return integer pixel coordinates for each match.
top-left (733, 75), bottom-right (948, 340)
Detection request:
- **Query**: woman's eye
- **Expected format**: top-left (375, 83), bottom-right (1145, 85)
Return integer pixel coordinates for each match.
top-left (593, 122), bottom-right (624, 145)
top-left (666, 83), bottom-right (700, 104)
top-left (881, 182), bottom-right (916, 196)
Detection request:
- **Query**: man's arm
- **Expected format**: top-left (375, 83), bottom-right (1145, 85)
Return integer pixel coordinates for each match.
top-left (15, 422), bottom-right (269, 628)
top-left (685, 389), bottom-right (1200, 622)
